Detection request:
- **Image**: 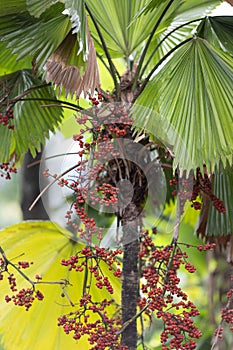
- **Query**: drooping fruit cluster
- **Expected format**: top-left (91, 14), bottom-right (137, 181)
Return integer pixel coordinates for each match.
top-left (0, 252), bottom-right (44, 311)
top-left (194, 167), bottom-right (226, 213)
top-left (170, 167), bottom-right (226, 214)
top-left (61, 246), bottom-right (122, 279)
top-left (58, 297), bottom-right (128, 350)
top-left (169, 173), bottom-right (202, 213)
top-left (138, 231), bottom-right (204, 350)
top-left (221, 305), bottom-right (233, 330)
top-left (0, 162), bottom-right (17, 180)
top-left (43, 97), bottom-right (137, 244)
top-left (59, 246), bottom-right (126, 349)
top-left (0, 108), bottom-right (14, 130)
top-left (214, 275), bottom-right (233, 340)
top-left (5, 287), bottom-right (44, 311)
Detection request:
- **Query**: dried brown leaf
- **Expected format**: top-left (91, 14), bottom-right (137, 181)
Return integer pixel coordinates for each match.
top-left (44, 18), bottom-right (100, 98)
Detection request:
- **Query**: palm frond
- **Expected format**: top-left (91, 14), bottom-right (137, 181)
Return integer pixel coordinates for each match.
top-left (0, 3), bottom-right (71, 72)
top-left (207, 162), bottom-right (233, 237)
top-left (135, 0), bottom-right (220, 18)
top-left (141, 21), bottom-right (197, 77)
top-left (0, 70), bottom-right (63, 162)
top-left (174, 0), bottom-right (221, 21)
top-left (132, 38), bottom-right (233, 173)
top-left (0, 42), bottom-right (32, 75)
top-left (64, 0), bottom-right (87, 58)
top-left (0, 0), bottom-right (26, 15)
top-left (26, 0), bottom-right (59, 18)
top-left (87, 0), bottom-right (176, 58)
top-left (197, 16), bottom-right (233, 55)
top-left (140, 1), bottom-right (223, 76)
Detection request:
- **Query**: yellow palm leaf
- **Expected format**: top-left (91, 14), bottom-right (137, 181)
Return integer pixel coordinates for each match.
top-left (0, 221), bottom-right (121, 350)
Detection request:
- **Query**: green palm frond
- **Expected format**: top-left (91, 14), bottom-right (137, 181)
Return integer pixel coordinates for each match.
top-left (206, 162), bottom-right (233, 238)
top-left (141, 21), bottom-right (196, 77)
top-left (0, 0), bottom-right (26, 15)
top-left (136, 0), bottom-right (220, 18)
top-left (197, 16), bottom-right (233, 55)
top-left (0, 70), bottom-right (63, 162)
top-left (0, 3), bottom-right (71, 72)
top-left (132, 37), bottom-right (233, 173)
top-left (64, 0), bottom-right (87, 58)
top-left (26, 0), bottom-right (59, 18)
top-left (138, 0), bottom-right (222, 76)
top-left (87, 0), bottom-right (176, 58)
top-left (174, 0), bottom-right (221, 21)
top-left (0, 42), bottom-right (32, 75)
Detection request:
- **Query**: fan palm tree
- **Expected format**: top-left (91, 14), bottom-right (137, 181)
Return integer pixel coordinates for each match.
top-left (0, 1), bottom-right (232, 349)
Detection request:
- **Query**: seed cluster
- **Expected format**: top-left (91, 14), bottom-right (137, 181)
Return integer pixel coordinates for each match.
top-left (0, 162), bottom-right (17, 180)
top-left (0, 108), bottom-right (14, 130)
top-left (59, 246), bottom-right (125, 349)
top-left (43, 94), bottom-right (134, 244)
top-left (214, 275), bottom-right (233, 340)
top-left (58, 232), bottom-right (218, 348)
top-left (170, 167), bottom-right (226, 214)
top-left (0, 254), bottom-right (44, 311)
top-left (5, 287), bottom-right (44, 311)
top-left (138, 231), bottom-right (203, 349)
top-left (58, 298), bottom-right (128, 350)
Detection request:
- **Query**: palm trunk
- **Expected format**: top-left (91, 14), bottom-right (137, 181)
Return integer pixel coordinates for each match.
top-left (121, 206), bottom-right (140, 349)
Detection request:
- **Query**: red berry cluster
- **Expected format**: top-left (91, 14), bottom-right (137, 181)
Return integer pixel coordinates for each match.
top-left (0, 257), bottom-right (6, 280)
top-left (197, 243), bottom-right (216, 251)
top-left (0, 162), bottom-right (17, 180)
top-left (3, 271), bottom-right (44, 311)
top-left (0, 108), bottom-right (14, 130)
top-left (221, 306), bottom-right (233, 327)
top-left (59, 246), bottom-right (124, 348)
top-left (61, 246), bottom-right (122, 281)
top-left (194, 168), bottom-right (226, 213)
top-left (43, 102), bottom-right (134, 243)
top-left (170, 176), bottom-right (200, 212)
top-left (76, 114), bottom-right (89, 124)
top-left (214, 277), bottom-right (233, 339)
top-left (17, 261), bottom-right (33, 269)
top-left (8, 273), bottom-right (17, 291)
top-left (169, 179), bottom-right (178, 197)
top-left (5, 287), bottom-right (44, 311)
top-left (0, 251), bottom-right (44, 311)
top-left (214, 326), bottom-right (223, 339)
top-left (138, 231), bottom-right (202, 349)
top-left (170, 167), bottom-right (226, 214)
top-left (88, 92), bottom-right (103, 106)
top-left (71, 205), bottom-right (103, 242)
top-left (58, 297), bottom-right (127, 350)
